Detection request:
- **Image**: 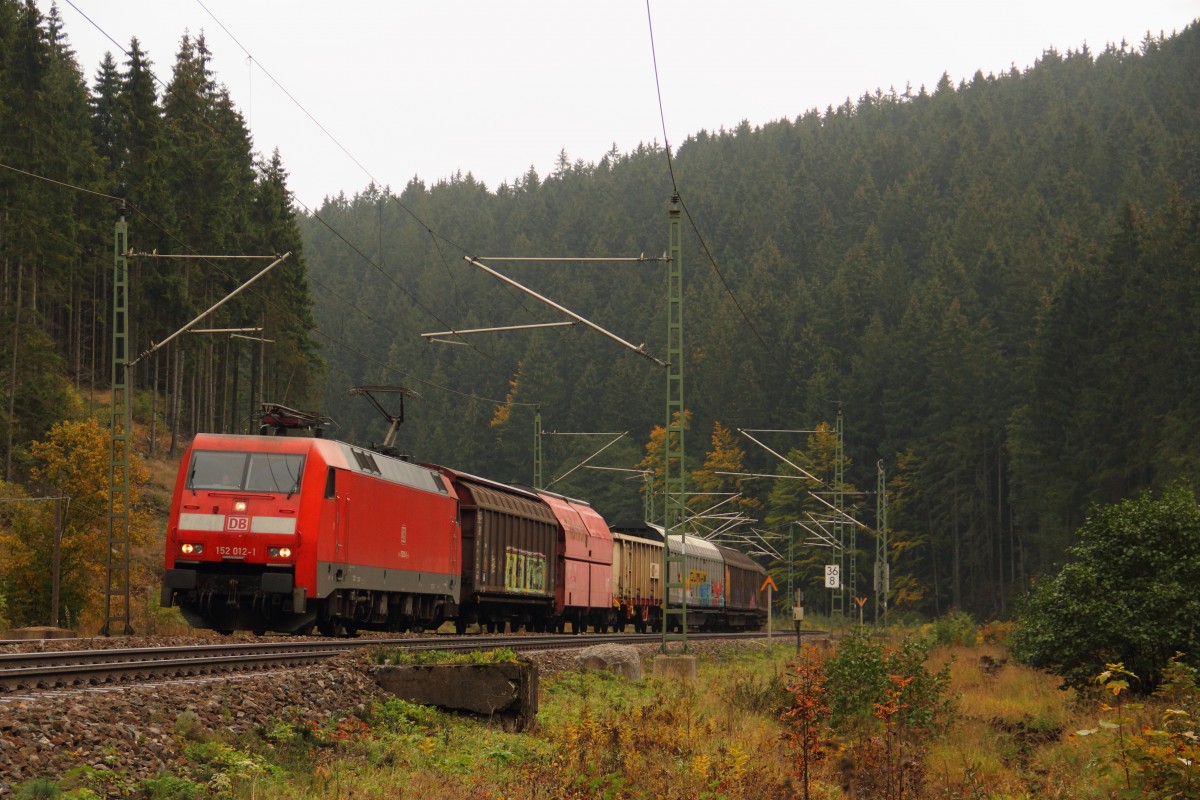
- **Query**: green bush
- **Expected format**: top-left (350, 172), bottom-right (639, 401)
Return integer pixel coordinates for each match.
top-left (824, 628), bottom-right (889, 728)
top-left (928, 610), bottom-right (978, 647)
top-left (135, 775), bottom-right (203, 800)
top-left (884, 633), bottom-right (956, 737)
top-left (1010, 484), bottom-right (1200, 693)
top-left (824, 627), bottom-right (955, 736)
top-left (12, 778), bottom-right (62, 800)
top-left (172, 710), bottom-right (213, 742)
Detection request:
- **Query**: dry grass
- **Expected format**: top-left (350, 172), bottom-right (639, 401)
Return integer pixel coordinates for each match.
top-left (17, 631), bottom-right (1194, 798)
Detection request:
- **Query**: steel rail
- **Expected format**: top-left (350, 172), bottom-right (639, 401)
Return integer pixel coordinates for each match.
top-left (0, 630), bottom-right (817, 693)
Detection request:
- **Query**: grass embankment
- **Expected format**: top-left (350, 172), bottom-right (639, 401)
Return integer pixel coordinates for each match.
top-left (16, 629), bottom-right (1199, 799)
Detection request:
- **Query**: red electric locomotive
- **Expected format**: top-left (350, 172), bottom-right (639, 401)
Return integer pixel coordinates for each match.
top-left (161, 430), bottom-right (461, 635)
top-left (162, 398), bottom-right (769, 636)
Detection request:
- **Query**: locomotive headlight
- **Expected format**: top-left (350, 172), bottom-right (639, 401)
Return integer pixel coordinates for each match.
top-left (278, 547), bottom-right (292, 558)
top-left (181, 543), bottom-right (203, 555)
top-left (234, 501), bottom-right (247, 512)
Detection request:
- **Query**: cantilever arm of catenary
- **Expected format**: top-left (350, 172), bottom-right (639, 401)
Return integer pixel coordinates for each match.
top-left (464, 256), bottom-right (668, 367)
top-left (546, 431), bottom-right (629, 489)
top-left (128, 252), bottom-right (292, 367)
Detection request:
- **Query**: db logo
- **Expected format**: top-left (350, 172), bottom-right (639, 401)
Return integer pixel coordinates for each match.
top-left (226, 516), bottom-right (250, 532)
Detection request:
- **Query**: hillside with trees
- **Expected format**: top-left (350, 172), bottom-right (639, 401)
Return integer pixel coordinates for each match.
top-left (0, 0), bottom-right (319, 629)
top-left (300, 25), bottom-right (1200, 620)
top-left (0, 0), bottom-right (1198, 626)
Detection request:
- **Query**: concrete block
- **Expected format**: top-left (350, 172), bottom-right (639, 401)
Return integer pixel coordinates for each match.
top-left (371, 660), bottom-right (538, 732)
top-left (652, 653), bottom-right (698, 680)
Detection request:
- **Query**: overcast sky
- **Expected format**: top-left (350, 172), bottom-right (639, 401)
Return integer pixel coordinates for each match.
top-left (41, 1), bottom-right (1200, 210)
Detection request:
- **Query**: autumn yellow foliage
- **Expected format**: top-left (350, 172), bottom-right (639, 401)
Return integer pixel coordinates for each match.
top-left (0, 417), bottom-right (154, 631)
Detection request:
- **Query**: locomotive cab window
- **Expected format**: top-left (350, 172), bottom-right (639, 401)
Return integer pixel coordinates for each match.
top-left (189, 451), bottom-right (304, 494)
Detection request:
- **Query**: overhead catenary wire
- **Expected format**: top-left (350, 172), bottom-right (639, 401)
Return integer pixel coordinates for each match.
top-left (190, 0), bottom-right (522, 364)
top-left (0, 161), bottom-right (121, 202)
top-left (189, 0), bottom-right (717, 427)
top-left (57, 0), bottom-right (518, 397)
top-left (39, 3), bottom-right (751, 453)
top-left (464, 256), bottom-right (668, 367)
top-left (193, 0), bottom-right (692, 416)
top-left (643, 0), bottom-right (801, 394)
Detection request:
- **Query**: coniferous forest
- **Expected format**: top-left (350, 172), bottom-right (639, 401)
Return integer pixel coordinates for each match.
top-left (1, 0), bottom-right (1199, 623)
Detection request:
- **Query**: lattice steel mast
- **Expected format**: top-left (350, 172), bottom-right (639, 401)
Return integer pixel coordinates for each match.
top-left (661, 195), bottom-right (688, 652)
top-left (104, 207), bottom-right (133, 636)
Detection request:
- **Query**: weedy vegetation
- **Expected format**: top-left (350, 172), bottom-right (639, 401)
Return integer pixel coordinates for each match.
top-left (368, 646), bottom-right (522, 666)
top-left (13, 619), bottom-right (1200, 799)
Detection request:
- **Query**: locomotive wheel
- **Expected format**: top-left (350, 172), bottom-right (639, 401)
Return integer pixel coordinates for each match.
top-left (318, 619), bottom-right (345, 637)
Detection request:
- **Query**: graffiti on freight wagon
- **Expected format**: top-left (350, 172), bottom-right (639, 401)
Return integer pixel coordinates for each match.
top-left (505, 547), bottom-right (547, 593)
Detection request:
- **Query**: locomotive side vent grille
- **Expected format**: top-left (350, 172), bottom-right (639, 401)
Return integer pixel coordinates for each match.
top-left (351, 448), bottom-right (381, 475)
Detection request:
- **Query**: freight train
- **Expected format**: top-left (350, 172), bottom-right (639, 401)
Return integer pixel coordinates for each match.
top-left (161, 411), bottom-right (768, 636)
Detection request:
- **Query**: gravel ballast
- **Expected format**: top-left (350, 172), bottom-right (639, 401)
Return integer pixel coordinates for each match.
top-left (0, 634), bottom-right (775, 794)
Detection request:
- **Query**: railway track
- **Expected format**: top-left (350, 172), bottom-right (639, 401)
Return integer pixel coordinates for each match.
top-left (0, 630), bottom-right (800, 693)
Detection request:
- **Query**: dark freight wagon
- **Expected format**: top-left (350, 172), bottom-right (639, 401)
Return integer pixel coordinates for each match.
top-left (436, 468), bottom-right (559, 633)
top-left (715, 543), bottom-right (769, 631)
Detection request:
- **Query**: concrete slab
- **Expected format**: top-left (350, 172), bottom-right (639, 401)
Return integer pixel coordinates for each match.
top-left (371, 660), bottom-right (538, 731)
top-left (652, 653), bottom-right (698, 680)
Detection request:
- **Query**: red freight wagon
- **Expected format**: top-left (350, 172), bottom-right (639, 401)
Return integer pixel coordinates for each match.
top-left (538, 491), bottom-right (617, 633)
top-left (162, 433), bottom-right (460, 635)
top-left (435, 468), bottom-right (559, 633)
top-left (569, 497), bottom-right (615, 627)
